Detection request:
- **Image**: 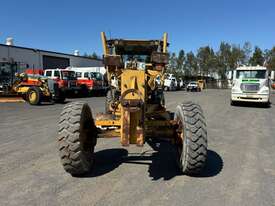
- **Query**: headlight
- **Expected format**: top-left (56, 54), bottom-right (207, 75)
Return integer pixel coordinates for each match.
top-left (260, 89), bottom-right (269, 94)
top-left (232, 88), bottom-right (240, 93)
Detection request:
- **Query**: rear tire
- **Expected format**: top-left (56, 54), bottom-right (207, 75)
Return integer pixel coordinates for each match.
top-left (27, 87), bottom-right (42, 105)
top-left (174, 102), bottom-right (207, 175)
top-left (57, 102), bottom-right (97, 176)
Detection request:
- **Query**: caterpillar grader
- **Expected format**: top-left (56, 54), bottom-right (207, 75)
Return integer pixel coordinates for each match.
top-left (57, 32), bottom-right (207, 176)
top-left (13, 71), bottom-right (66, 105)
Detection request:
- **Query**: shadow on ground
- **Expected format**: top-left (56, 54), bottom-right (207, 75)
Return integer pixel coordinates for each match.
top-left (79, 143), bottom-right (223, 180)
top-left (232, 101), bottom-right (271, 108)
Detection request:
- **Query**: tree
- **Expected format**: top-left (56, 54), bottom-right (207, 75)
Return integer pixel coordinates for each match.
top-left (168, 52), bottom-right (177, 73)
top-left (83, 52), bottom-right (99, 59)
top-left (185, 51), bottom-right (198, 76)
top-left (91, 52), bottom-right (99, 59)
top-left (264, 47), bottom-right (275, 70)
top-left (176, 50), bottom-right (185, 75)
top-left (216, 42), bottom-right (231, 78)
top-left (229, 44), bottom-right (245, 69)
top-left (249, 47), bottom-right (264, 66)
top-left (197, 46), bottom-right (216, 76)
top-left (242, 42), bottom-right (252, 65)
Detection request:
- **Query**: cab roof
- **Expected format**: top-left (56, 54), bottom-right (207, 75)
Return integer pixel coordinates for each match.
top-left (236, 66), bottom-right (267, 70)
top-left (107, 39), bottom-right (169, 55)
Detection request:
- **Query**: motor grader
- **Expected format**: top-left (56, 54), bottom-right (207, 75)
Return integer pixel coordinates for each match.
top-left (57, 32), bottom-right (207, 176)
top-left (12, 72), bottom-right (65, 105)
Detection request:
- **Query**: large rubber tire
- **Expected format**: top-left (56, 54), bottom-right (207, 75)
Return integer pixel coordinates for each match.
top-left (27, 87), bottom-right (42, 105)
top-left (57, 102), bottom-right (97, 176)
top-left (174, 102), bottom-right (207, 175)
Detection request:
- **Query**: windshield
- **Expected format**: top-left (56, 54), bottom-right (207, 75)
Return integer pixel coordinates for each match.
top-left (236, 70), bottom-right (266, 79)
top-left (122, 55), bottom-right (150, 63)
top-left (62, 71), bottom-right (76, 80)
top-left (91, 72), bottom-right (103, 81)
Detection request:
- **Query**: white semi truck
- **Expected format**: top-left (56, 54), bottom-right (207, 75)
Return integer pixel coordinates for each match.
top-left (231, 66), bottom-right (274, 106)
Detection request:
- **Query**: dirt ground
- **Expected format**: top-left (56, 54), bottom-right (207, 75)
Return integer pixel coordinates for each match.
top-left (1, 89), bottom-right (275, 206)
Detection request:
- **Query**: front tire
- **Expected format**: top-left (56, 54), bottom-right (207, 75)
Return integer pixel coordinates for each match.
top-left (27, 87), bottom-right (42, 105)
top-left (174, 102), bottom-right (207, 175)
top-left (57, 102), bottom-right (97, 176)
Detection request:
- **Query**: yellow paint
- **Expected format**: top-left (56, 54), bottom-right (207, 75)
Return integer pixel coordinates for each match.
top-left (163, 32), bottom-right (168, 53)
top-left (101, 32), bottom-right (109, 55)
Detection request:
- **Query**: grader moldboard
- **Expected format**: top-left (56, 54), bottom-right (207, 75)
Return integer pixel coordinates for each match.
top-left (57, 32), bottom-right (207, 176)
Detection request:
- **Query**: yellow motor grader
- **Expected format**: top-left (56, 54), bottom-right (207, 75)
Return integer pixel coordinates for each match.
top-left (12, 72), bottom-right (66, 105)
top-left (57, 33), bottom-right (207, 176)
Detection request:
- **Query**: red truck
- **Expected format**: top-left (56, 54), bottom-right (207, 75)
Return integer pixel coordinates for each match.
top-left (72, 70), bottom-right (107, 96)
top-left (44, 69), bottom-right (79, 95)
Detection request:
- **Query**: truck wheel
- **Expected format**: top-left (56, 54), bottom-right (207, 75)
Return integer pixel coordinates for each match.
top-left (58, 102), bottom-right (97, 176)
top-left (80, 85), bottom-right (89, 97)
top-left (174, 102), bottom-right (207, 175)
top-left (27, 87), bottom-right (42, 105)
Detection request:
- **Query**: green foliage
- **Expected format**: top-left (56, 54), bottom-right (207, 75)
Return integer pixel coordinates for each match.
top-left (197, 46), bottom-right (216, 76)
top-left (168, 41), bottom-right (273, 79)
top-left (185, 51), bottom-right (198, 76)
top-left (249, 47), bottom-right (264, 66)
top-left (264, 47), bottom-right (275, 70)
top-left (83, 52), bottom-right (99, 59)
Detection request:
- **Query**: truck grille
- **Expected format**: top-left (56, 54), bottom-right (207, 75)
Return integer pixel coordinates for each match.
top-left (240, 83), bottom-right (259, 92)
top-left (68, 81), bottom-right (76, 88)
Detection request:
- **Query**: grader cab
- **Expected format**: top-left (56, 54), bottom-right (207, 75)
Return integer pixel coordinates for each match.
top-left (57, 33), bottom-right (207, 176)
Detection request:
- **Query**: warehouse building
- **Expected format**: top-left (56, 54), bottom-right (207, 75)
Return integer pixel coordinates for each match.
top-left (0, 38), bottom-right (103, 73)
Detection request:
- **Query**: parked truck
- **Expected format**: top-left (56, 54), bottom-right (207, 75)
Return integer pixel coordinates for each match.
top-left (163, 73), bottom-right (177, 91)
top-left (67, 67), bottom-right (107, 96)
top-left (231, 66), bottom-right (275, 106)
top-left (44, 69), bottom-right (79, 95)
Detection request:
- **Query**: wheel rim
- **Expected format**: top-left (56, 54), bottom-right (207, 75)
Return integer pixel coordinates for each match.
top-left (175, 118), bottom-right (184, 166)
top-left (29, 91), bottom-right (37, 103)
top-left (80, 106), bottom-right (96, 153)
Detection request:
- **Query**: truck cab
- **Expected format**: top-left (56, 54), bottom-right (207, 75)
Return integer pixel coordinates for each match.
top-left (44, 69), bottom-right (78, 93)
top-left (231, 66), bottom-right (273, 106)
top-left (67, 67), bottom-right (107, 95)
top-left (163, 73), bottom-right (177, 91)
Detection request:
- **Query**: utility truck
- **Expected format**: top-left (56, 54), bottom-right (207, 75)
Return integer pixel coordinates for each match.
top-left (163, 73), bottom-right (177, 91)
top-left (67, 67), bottom-right (107, 95)
top-left (231, 66), bottom-right (274, 106)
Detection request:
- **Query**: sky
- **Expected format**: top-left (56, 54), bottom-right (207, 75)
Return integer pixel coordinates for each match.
top-left (0, 0), bottom-right (275, 56)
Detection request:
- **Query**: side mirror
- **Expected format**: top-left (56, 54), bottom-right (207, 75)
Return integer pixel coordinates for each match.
top-left (227, 71), bottom-right (233, 80)
top-left (271, 71), bottom-right (275, 80)
top-left (233, 70), bottom-right (236, 80)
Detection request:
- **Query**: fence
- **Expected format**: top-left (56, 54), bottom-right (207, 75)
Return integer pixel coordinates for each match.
top-left (205, 80), bottom-right (231, 89)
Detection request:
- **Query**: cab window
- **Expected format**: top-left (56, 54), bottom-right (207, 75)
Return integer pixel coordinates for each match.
top-left (54, 71), bottom-right (60, 78)
top-left (84, 72), bottom-right (89, 78)
top-left (76, 72), bottom-right (82, 78)
top-left (45, 71), bottom-right (52, 77)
